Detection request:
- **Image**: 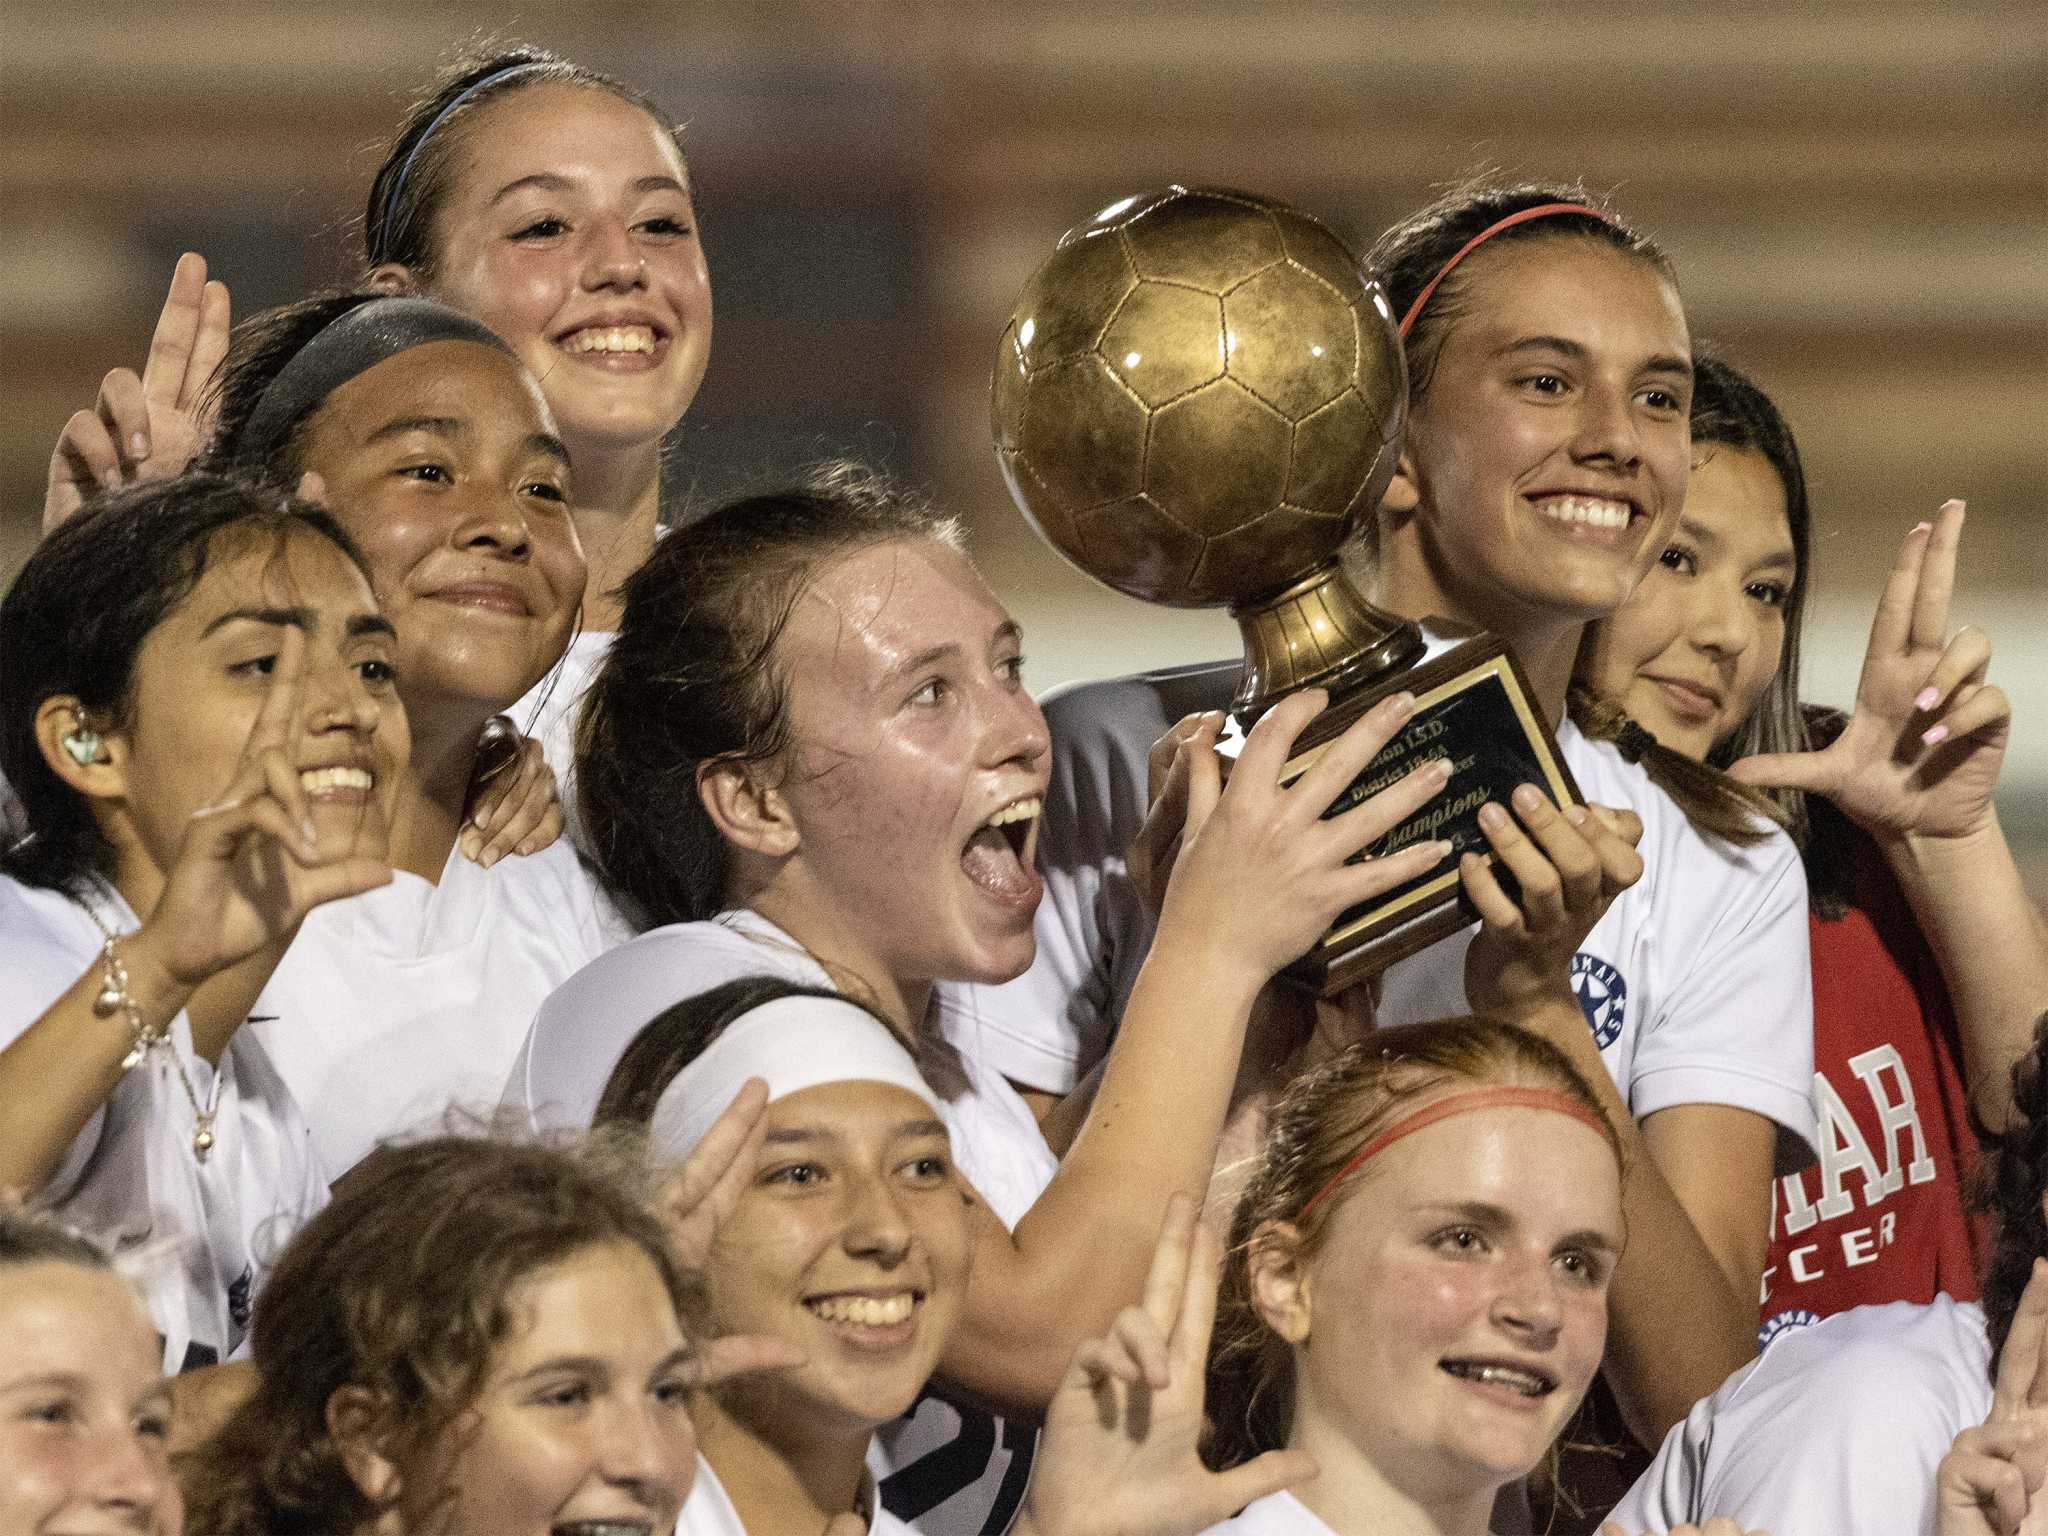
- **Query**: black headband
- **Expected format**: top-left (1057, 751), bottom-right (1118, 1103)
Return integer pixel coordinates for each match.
top-left (238, 297), bottom-right (516, 464)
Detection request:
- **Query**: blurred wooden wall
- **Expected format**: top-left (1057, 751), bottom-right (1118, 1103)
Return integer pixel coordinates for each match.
top-left (4, 0), bottom-right (2044, 877)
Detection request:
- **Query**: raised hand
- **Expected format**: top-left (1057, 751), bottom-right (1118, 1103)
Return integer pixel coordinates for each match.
top-left (1158, 688), bottom-right (1452, 990)
top-left (137, 624), bottom-right (391, 989)
top-left (1936, 1421), bottom-right (2048, 1536)
top-left (461, 719), bottom-right (564, 866)
top-left (44, 253), bottom-right (231, 532)
top-left (1731, 500), bottom-right (2007, 843)
top-left (1015, 1194), bottom-right (1316, 1536)
top-left (1125, 710), bottom-right (1223, 921)
top-left (656, 1079), bottom-right (807, 1388)
top-left (1460, 785), bottom-right (1645, 1018)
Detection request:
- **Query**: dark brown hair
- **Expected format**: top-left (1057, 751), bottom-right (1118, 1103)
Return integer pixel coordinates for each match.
top-left (576, 462), bottom-right (962, 928)
top-left (179, 1134), bottom-right (686, 1534)
top-left (363, 44), bottom-right (685, 278)
top-left (1206, 1018), bottom-right (1621, 1473)
top-left (1976, 1015), bottom-right (2048, 1379)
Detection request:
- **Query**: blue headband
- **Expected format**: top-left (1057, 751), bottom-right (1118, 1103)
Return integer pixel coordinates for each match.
top-left (376, 60), bottom-right (551, 264)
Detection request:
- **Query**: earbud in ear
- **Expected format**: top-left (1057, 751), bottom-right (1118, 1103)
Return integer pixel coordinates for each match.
top-left (62, 729), bottom-right (104, 766)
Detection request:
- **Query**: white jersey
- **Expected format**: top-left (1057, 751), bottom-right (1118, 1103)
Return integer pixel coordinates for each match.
top-left (1197, 1492), bottom-right (1339, 1535)
top-left (943, 660), bottom-right (1818, 1161)
top-left (0, 875), bottom-right (327, 1373)
top-left (509, 909), bottom-right (1056, 1536)
top-left (252, 837), bottom-right (615, 1177)
top-left (510, 625), bottom-right (612, 802)
top-left (1608, 1295), bottom-right (1990, 1536)
top-left (681, 1453), bottom-right (914, 1536)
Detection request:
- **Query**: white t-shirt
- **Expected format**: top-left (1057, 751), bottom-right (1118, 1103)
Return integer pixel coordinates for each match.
top-left (1197, 1492), bottom-right (1339, 1535)
top-left (507, 909), bottom-right (1055, 1536)
top-left (510, 625), bottom-right (613, 802)
top-left (1608, 1295), bottom-right (1990, 1535)
top-left (942, 660), bottom-right (1818, 1162)
top-left (252, 837), bottom-right (615, 1176)
top-left (0, 875), bottom-right (327, 1373)
top-left (681, 1453), bottom-right (914, 1536)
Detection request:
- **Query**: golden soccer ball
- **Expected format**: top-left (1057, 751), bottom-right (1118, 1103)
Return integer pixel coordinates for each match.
top-left (992, 186), bottom-right (1405, 609)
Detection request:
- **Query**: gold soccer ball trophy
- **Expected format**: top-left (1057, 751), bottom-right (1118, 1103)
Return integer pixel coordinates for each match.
top-left (992, 186), bottom-right (1580, 991)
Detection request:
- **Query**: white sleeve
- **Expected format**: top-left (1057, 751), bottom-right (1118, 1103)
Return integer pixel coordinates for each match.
top-left (1631, 834), bottom-right (1818, 1162)
top-left (1607, 1310), bottom-right (1973, 1536)
top-left (0, 902), bottom-right (107, 1199)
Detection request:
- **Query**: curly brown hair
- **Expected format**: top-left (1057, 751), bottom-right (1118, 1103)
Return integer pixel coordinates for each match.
top-left (178, 1133), bottom-right (686, 1533)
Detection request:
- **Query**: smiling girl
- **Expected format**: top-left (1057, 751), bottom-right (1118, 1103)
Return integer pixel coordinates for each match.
top-left (594, 977), bottom-right (974, 1534)
top-left (0, 472), bottom-right (400, 1370)
top-left (1579, 357), bottom-right (2043, 1335)
top-left (199, 294), bottom-right (616, 1176)
top-left (1202, 1019), bottom-right (1626, 1535)
top-left (0, 1214), bottom-right (178, 1532)
top-left (180, 1133), bottom-right (702, 1536)
top-left (961, 182), bottom-right (1818, 1449)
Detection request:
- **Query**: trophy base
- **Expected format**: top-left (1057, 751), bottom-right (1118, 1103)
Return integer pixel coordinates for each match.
top-left (1231, 619), bottom-right (1581, 997)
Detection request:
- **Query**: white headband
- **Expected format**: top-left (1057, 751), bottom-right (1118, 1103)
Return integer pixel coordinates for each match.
top-left (648, 993), bottom-right (944, 1159)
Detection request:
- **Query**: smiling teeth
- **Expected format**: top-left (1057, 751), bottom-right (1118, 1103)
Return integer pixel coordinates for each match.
top-left (564, 326), bottom-right (656, 354)
top-left (808, 1293), bottom-right (915, 1326)
top-left (299, 767), bottom-right (372, 794)
top-left (1535, 496), bottom-right (1632, 529)
top-left (552, 1525), bottom-right (651, 1536)
top-left (985, 797), bottom-right (1042, 830)
top-left (1444, 1360), bottom-right (1550, 1396)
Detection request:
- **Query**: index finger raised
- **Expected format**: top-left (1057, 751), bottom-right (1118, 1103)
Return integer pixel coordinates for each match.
top-left (245, 622), bottom-right (311, 760)
top-left (141, 254), bottom-right (211, 409)
top-left (1909, 499), bottom-right (1965, 652)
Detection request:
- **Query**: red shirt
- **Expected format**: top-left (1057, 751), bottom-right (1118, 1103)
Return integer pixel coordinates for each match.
top-left (1759, 835), bottom-right (1984, 1346)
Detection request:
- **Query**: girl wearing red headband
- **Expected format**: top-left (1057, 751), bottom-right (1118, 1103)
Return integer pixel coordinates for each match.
top-left (1202, 1019), bottom-right (1628, 1535)
top-left (956, 181), bottom-right (1817, 1458)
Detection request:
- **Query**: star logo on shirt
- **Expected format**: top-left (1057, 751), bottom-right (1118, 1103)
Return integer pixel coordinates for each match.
top-left (1570, 953), bottom-right (1626, 1048)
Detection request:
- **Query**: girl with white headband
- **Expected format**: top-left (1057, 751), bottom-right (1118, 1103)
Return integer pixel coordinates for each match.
top-left (597, 976), bottom-right (974, 1534)
top-left (509, 461), bottom-right (1454, 1534)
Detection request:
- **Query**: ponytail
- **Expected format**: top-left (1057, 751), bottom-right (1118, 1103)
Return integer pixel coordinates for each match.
top-left (1568, 686), bottom-right (1784, 848)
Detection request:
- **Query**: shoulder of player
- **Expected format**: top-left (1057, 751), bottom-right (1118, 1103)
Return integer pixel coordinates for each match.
top-left (1040, 659), bottom-right (1239, 759)
top-left (1728, 1298), bottom-right (1990, 1415)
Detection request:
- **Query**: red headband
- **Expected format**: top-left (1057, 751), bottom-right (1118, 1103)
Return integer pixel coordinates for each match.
top-left (1297, 1085), bottom-right (1613, 1219)
top-left (1395, 202), bottom-right (1615, 339)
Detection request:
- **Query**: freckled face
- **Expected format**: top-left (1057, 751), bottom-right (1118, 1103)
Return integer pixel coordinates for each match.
top-left (1578, 445), bottom-right (1797, 759)
top-left (0, 1262), bottom-right (176, 1535)
top-left (767, 538), bottom-right (1051, 990)
top-left (1396, 238), bottom-right (1694, 631)
top-left (1280, 1106), bottom-right (1621, 1501)
top-left (419, 83), bottom-right (713, 456)
top-left (400, 1242), bottom-right (696, 1536)
top-left (697, 1080), bottom-right (973, 1437)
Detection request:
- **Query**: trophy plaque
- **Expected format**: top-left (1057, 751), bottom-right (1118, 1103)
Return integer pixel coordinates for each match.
top-left (990, 186), bottom-right (1580, 994)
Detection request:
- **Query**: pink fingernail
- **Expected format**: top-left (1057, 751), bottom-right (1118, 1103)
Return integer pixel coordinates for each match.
top-left (1913, 686), bottom-right (1940, 711)
top-left (1921, 723), bottom-right (1949, 746)
top-left (1911, 521), bottom-right (1931, 534)
top-left (130, 433), bottom-right (150, 459)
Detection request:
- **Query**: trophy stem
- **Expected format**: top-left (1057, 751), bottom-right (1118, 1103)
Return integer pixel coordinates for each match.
top-left (1230, 560), bottom-right (1425, 721)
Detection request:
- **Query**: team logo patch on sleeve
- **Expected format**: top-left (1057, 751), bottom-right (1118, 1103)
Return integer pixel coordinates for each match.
top-left (1758, 1307), bottom-right (1822, 1349)
top-left (1570, 953), bottom-right (1626, 1048)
